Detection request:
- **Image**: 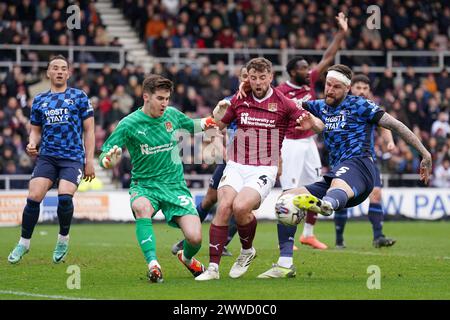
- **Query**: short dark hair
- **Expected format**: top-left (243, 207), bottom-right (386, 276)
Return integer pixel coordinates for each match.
top-left (246, 57), bottom-right (272, 74)
top-left (47, 55), bottom-right (69, 69)
top-left (351, 74), bottom-right (370, 86)
top-left (142, 74), bottom-right (173, 94)
top-left (286, 56), bottom-right (307, 75)
top-left (327, 64), bottom-right (353, 81)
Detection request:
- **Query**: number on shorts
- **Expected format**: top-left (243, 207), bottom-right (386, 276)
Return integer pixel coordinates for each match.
top-left (178, 195), bottom-right (194, 207)
top-left (335, 166), bottom-right (350, 177)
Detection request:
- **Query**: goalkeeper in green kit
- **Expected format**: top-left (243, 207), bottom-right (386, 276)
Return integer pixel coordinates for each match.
top-left (99, 75), bottom-right (217, 283)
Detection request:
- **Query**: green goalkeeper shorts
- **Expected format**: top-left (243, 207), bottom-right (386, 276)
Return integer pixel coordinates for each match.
top-left (129, 180), bottom-right (198, 228)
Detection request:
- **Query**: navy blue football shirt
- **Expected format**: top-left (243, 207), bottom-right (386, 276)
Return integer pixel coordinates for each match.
top-left (30, 87), bottom-right (93, 163)
top-left (304, 95), bottom-right (385, 168)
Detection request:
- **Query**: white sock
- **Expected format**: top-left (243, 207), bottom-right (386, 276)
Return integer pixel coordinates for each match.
top-left (58, 234), bottom-right (69, 242)
top-left (241, 247), bottom-right (254, 254)
top-left (302, 223), bottom-right (314, 237)
top-left (209, 263), bottom-right (219, 271)
top-left (19, 237), bottom-right (30, 249)
top-left (149, 260), bottom-right (160, 269)
top-left (277, 257), bottom-right (293, 268)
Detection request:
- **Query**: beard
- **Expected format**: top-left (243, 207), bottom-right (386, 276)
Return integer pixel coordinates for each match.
top-left (295, 74), bottom-right (309, 86)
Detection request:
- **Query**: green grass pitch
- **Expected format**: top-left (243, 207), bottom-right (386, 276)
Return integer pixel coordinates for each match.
top-left (1, 221), bottom-right (449, 300)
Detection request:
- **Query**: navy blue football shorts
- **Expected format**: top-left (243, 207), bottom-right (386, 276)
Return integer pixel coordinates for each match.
top-left (31, 155), bottom-right (84, 187)
top-left (305, 157), bottom-right (377, 208)
top-left (373, 162), bottom-right (382, 188)
top-left (209, 163), bottom-right (226, 190)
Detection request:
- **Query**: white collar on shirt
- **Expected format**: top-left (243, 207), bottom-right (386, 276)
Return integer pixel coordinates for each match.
top-left (252, 87), bottom-right (273, 103)
top-left (286, 80), bottom-right (308, 90)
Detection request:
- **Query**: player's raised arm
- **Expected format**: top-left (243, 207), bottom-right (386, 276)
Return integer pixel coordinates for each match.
top-left (314, 12), bottom-right (348, 75)
top-left (378, 113), bottom-right (432, 184)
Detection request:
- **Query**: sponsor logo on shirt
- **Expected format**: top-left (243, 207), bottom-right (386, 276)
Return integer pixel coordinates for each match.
top-left (165, 121), bottom-right (173, 132)
top-left (268, 103), bottom-right (277, 112)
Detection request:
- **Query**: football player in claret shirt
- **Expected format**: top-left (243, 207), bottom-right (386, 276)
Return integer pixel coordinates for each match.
top-left (195, 57), bottom-right (324, 281)
top-left (283, 64), bottom-right (431, 245)
top-left (8, 55), bottom-right (95, 264)
top-left (99, 74), bottom-right (216, 283)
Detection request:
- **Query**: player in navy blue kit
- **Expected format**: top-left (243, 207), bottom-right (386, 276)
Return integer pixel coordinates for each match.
top-left (334, 74), bottom-right (397, 249)
top-left (8, 55), bottom-right (95, 264)
top-left (286, 64), bottom-right (432, 225)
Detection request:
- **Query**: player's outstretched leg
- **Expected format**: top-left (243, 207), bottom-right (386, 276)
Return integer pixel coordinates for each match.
top-left (293, 194), bottom-right (334, 216)
top-left (299, 211), bottom-right (328, 249)
top-left (258, 223), bottom-right (297, 279)
top-left (8, 198), bottom-right (41, 264)
top-left (334, 209), bottom-right (348, 249)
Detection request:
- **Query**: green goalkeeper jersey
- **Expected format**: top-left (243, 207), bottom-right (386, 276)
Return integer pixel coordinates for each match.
top-left (100, 106), bottom-right (201, 184)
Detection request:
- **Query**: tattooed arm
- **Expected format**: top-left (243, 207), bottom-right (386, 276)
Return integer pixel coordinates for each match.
top-left (378, 113), bottom-right (432, 184)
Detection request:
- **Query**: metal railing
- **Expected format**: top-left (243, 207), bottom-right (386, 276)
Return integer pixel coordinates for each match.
top-left (0, 44), bottom-right (126, 70)
top-left (155, 48), bottom-right (450, 77)
top-left (0, 173), bottom-right (429, 190)
top-left (1, 46), bottom-right (447, 77)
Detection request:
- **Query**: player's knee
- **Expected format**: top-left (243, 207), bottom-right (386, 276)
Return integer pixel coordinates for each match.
top-left (132, 202), bottom-right (153, 218)
top-left (186, 233), bottom-right (202, 246)
top-left (27, 189), bottom-right (46, 202)
top-left (369, 188), bottom-right (382, 203)
top-left (232, 201), bottom-right (251, 218)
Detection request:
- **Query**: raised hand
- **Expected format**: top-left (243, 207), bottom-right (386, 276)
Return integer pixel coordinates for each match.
top-left (336, 12), bottom-right (348, 33)
top-left (419, 154), bottom-right (432, 185)
top-left (101, 145), bottom-right (122, 169)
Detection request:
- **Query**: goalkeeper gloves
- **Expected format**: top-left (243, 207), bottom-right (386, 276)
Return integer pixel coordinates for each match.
top-left (200, 116), bottom-right (218, 130)
top-left (101, 145), bottom-right (122, 169)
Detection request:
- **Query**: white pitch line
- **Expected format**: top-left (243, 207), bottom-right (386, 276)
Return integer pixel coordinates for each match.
top-left (0, 290), bottom-right (95, 300)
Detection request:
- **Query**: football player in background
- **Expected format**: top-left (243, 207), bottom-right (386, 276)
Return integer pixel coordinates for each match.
top-left (8, 55), bottom-right (95, 264)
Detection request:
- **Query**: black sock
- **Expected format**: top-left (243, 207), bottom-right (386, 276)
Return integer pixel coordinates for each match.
top-left (21, 198), bottom-right (41, 239)
top-left (57, 194), bottom-right (74, 236)
top-left (368, 203), bottom-right (384, 240)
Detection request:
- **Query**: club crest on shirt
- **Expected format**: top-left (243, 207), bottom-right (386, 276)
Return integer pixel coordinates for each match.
top-left (268, 103), bottom-right (277, 112)
top-left (165, 121), bottom-right (173, 132)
